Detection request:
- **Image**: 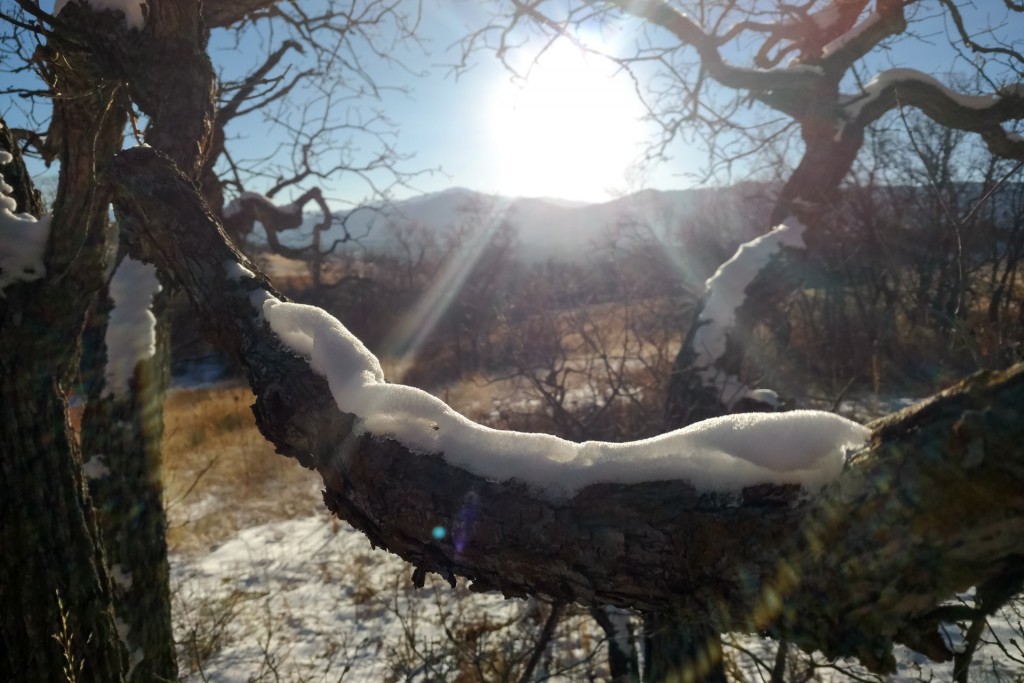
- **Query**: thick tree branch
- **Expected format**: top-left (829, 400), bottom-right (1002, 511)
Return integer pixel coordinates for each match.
top-left (848, 73), bottom-right (1024, 160)
top-left (110, 147), bottom-right (1024, 673)
top-left (222, 186), bottom-right (333, 260)
top-left (816, 0), bottom-right (907, 74)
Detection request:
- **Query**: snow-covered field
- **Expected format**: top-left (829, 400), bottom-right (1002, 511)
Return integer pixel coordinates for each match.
top-left (171, 514), bottom-right (611, 682)
top-left (171, 511), bottom-right (1024, 682)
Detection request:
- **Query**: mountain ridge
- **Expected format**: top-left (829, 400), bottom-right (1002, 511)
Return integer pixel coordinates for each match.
top-left (251, 185), bottom-right (776, 261)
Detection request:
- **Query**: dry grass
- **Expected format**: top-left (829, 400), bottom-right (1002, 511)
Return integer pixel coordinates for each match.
top-left (161, 384), bottom-right (322, 555)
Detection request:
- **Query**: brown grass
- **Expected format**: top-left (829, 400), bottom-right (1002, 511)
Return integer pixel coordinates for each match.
top-left (161, 384), bottom-right (322, 554)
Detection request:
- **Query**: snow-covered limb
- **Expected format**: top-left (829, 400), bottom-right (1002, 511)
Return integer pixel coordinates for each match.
top-left (844, 68), bottom-right (1002, 120)
top-left (820, 10), bottom-right (883, 59)
top-left (690, 218), bottom-right (806, 406)
top-left (111, 146), bottom-right (1024, 673)
top-left (840, 69), bottom-right (1024, 159)
top-left (103, 256), bottom-right (161, 396)
top-left (263, 298), bottom-right (867, 498)
top-left (0, 152), bottom-right (50, 298)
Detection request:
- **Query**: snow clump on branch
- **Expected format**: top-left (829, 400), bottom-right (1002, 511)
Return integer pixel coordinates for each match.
top-left (103, 256), bottom-right (161, 395)
top-left (263, 298), bottom-right (870, 500)
top-left (0, 151), bottom-right (50, 297)
top-left (693, 217), bottom-right (806, 405)
top-left (53, 0), bottom-right (146, 30)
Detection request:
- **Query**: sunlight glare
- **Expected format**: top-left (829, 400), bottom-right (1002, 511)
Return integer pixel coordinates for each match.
top-left (488, 39), bottom-right (645, 202)
top-left (378, 206), bottom-right (508, 381)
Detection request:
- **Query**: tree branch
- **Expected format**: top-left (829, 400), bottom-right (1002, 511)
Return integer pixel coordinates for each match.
top-left (607, 0), bottom-right (826, 93)
top-left (110, 147), bottom-right (1024, 674)
top-left (847, 72), bottom-right (1024, 160)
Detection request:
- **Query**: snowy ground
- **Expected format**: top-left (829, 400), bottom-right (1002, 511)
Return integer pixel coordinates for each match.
top-left (171, 511), bottom-right (1024, 682)
top-left (165, 375), bottom-right (1023, 682)
top-left (171, 514), bottom-right (611, 682)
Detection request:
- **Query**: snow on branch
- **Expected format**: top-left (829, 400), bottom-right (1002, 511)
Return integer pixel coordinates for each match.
top-left (103, 256), bottom-right (161, 396)
top-left (690, 218), bottom-right (806, 405)
top-left (53, 0), bottom-right (146, 30)
top-left (820, 10), bottom-right (883, 59)
top-left (845, 68), bottom-right (1005, 119)
top-left (263, 298), bottom-right (867, 499)
top-left (841, 68), bottom-right (1024, 158)
top-left (0, 151), bottom-right (49, 297)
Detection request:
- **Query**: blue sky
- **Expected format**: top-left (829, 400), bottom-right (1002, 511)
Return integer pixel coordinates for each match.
top-left (207, 0), bottom-right (684, 205)
top-left (205, 0), bottom-right (1023, 206)
top-left (7, 1), bottom-right (1024, 206)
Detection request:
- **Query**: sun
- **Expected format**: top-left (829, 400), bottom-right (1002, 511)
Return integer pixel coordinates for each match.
top-left (487, 39), bottom-right (645, 202)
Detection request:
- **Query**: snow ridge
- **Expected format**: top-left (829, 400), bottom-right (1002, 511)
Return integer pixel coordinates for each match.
top-left (263, 298), bottom-right (868, 500)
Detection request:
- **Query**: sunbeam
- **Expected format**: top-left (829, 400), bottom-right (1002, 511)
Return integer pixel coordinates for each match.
top-left (378, 203), bottom-right (511, 382)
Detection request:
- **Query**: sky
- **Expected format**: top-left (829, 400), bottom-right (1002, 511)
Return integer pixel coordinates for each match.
top-left (206, 0), bottom-right (678, 205)
top-left (202, 0), bottom-right (1024, 205)
top-left (6, 1), bottom-right (1024, 206)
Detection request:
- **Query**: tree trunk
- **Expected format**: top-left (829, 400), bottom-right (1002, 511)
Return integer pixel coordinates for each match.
top-left (69, 4), bottom-right (214, 678)
top-left (1, 96), bottom-right (127, 680)
top-left (78, 267), bottom-right (176, 682)
top-left (0, 373), bottom-right (126, 683)
top-left (591, 607), bottom-right (641, 682)
top-left (642, 613), bottom-right (726, 683)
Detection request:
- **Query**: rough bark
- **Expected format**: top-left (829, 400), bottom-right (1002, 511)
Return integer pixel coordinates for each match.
top-left (72, 3), bottom-right (213, 680)
top-left (0, 40), bottom-right (128, 678)
top-left (111, 146), bottom-right (1024, 673)
top-left (0, 373), bottom-right (124, 683)
top-left (78, 273), bottom-right (177, 682)
top-left (1, 2), bottom-right (213, 679)
top-left (121, 0), bottom-right (216, 177)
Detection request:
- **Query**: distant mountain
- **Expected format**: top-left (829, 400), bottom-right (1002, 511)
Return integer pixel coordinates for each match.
top-left (250, 185), bottom-right (777, 261)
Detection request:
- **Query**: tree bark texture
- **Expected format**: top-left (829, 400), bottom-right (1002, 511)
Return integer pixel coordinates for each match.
top-left (42, 2), bottom-right (213, 679)
top-left (0, 374), bottom-right (125, 683)
top-left (0, 48), bottom-right (128, 678)
top-left (78, 275), bottom-right (177, 682)
top-left (112, 147), bottom-right (1024, 673)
